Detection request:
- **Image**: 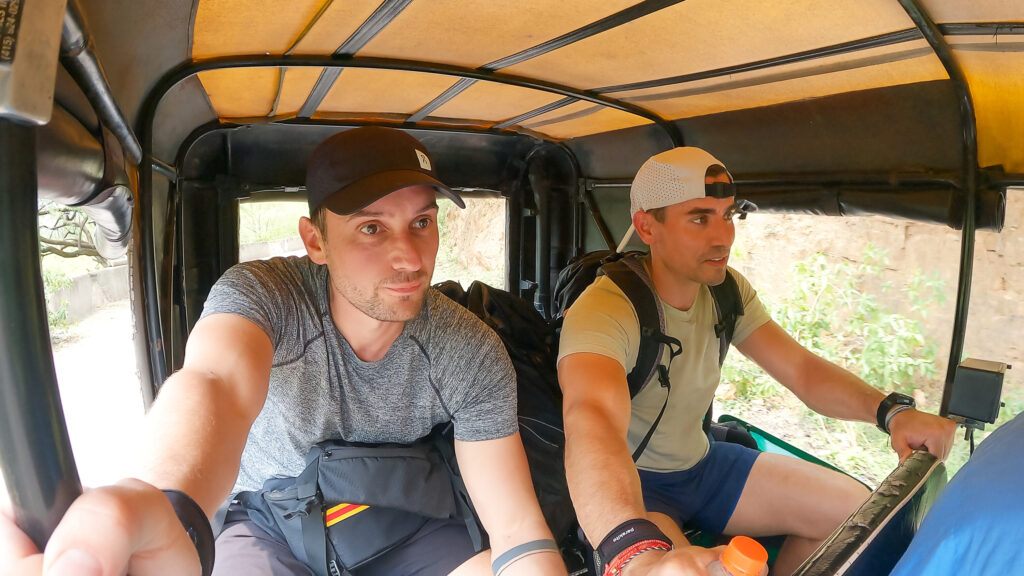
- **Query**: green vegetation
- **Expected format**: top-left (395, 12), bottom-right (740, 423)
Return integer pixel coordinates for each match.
top-left (42, 269), bottom-right (73, 335)
top-left (433, 198), bottom-right (506, 289)
top-left (720, 246), bottom-right (951, 486)
top-left (38, 201), bottom-right (110, 337)
top-left (239, 201), bottom-right (309, 245)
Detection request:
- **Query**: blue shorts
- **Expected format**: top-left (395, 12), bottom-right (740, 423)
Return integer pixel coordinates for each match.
top-left (638, 438), bottom-right (760, 535)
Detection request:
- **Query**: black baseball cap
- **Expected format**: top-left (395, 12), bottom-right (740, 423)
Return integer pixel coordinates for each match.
top-left (305, 126), bottom-right (465, 215)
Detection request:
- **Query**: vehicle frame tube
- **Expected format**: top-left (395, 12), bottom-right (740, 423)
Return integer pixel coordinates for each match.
top-left (0, 119), bottom-right (82, 550)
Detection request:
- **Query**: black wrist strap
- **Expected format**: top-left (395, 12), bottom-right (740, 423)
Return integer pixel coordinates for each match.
top-left (596, 518), bottom-right (672, 567)
top-left (876, 392), bottom-right (916, 434)
top-left (163, 489), bottom-right (215, 576)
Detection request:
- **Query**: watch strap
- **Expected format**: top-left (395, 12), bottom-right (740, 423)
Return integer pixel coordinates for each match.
top-left (876, 392), bottom-right (915, 434)
top-left (163, 489), bottom-right (215, 576)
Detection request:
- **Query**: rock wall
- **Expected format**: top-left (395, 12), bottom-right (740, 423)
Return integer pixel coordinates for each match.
top-left (49, 265), bottom-right (130, 323)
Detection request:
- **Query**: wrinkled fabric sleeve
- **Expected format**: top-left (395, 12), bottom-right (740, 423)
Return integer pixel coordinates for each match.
top-left (199, 261), bottom-right (284, 349)
top-left (430, 298), bottom-right (519, 442)
top-left (556, 277), bottom-right (641, 373)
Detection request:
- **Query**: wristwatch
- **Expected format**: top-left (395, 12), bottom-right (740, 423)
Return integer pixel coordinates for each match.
top-left (876, 392), bottom-right (916, 433)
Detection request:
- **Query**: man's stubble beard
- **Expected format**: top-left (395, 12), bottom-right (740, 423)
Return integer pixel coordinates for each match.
top-left (332, 271), bottom-right (429, 322)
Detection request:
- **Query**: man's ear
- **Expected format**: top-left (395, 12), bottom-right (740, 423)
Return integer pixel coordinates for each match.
top-left (299, 216), bottom-right (328, 265)
top-left (632, 210), bottom-right (656, 246)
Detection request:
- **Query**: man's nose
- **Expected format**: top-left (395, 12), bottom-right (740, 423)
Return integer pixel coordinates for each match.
top-left (389, 230), bottom-right (423, 271)
top-left (711, 216), bottom-right (735, 248)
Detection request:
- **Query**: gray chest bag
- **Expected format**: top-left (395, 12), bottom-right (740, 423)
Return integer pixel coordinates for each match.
top-left (236, 424), bottom-right (483, 576)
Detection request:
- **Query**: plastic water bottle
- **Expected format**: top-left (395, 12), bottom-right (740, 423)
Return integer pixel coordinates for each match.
top-left (707, 536), bottom-right (769, 576)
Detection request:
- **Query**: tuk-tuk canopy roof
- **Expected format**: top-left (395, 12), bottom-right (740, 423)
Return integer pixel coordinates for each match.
top-left (183, 0), bottom-right (1024, 172)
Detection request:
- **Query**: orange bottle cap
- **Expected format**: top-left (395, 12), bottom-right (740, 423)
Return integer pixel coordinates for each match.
top-left (721, 536), bottom-right (769, 576)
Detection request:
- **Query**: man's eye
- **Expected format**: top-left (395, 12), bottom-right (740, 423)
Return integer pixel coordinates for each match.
top-left (359, 223), bottom-right (379, 235)
top-left (413, 217), bottom-right (432, 229)
top-left (692, 216), bottom-right (707, 225)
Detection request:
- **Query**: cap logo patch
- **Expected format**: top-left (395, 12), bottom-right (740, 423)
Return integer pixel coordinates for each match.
top-left (415, 149), bottom-right (431, 171)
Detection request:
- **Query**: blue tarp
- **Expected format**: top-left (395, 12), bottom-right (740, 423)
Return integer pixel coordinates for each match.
top-left (889, 412), bottom-right (1024, 576)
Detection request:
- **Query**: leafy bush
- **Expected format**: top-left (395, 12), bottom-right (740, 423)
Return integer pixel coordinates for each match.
top-left (43, 269), bottom-right (73, 333)
top-left (239, 202), bottom-right (309, 245)
top-left (720, 246), bottom-right (947, 485)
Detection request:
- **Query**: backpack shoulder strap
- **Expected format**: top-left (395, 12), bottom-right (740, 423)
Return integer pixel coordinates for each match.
top-left (708, 269), bottom-right (744, 366)
top-left (430, 425), bottom-right (485, 553)
top-left (600, 256), bottom-right (665, 398)
top-left (702, 270), bottom-right (745, 435)
top-left (294, 455), bottom-right (330, 576)
top-left (599, 254), bottom-right (682, 463)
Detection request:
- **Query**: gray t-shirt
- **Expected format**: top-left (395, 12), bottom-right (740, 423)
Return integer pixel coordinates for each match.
top-left (199, 256), bottom-right (518, 495)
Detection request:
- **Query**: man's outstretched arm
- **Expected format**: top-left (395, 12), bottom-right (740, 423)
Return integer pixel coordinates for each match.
top-left (454, 433), bottom-right (567, 575)
top-left (2, 313), bottom-right (274, 575)
top-left (737, 319), bottom-right (956, 461)
top-left (132, 313), bottom-right (274, 513)
top-left (559, 353), bottom-right (722, 576)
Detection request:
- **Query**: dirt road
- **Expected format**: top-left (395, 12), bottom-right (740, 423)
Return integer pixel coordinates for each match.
top-left (1, 301), bottom-right (145, 510)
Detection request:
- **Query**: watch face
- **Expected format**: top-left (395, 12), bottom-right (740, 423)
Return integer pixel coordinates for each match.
top-left (891, 393), bottom-right (915, 406)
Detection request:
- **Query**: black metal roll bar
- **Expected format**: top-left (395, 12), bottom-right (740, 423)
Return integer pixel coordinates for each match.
top-left (0, 119), bottom-right (82, 550)
top-left (897, 0), bottom-right (981, 417)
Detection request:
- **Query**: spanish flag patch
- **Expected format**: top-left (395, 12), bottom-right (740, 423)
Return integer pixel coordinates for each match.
top-left (325, 503), bottom-right (369, 527)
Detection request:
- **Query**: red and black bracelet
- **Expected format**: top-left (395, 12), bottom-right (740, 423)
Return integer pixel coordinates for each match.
top-left (597, 518), bottom-right (673, 575)
top-left (602, 539), bottom-right (673, 575)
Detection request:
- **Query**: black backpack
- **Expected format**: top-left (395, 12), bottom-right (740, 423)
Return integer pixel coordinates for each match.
top-left (432, 254), bottom-right (746, 568)
top-left (435, 280), bottom-right (576, 546)
top-left (551, 250), bottom-right (747, 459)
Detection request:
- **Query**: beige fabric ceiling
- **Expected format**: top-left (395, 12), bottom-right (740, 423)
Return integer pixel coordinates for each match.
top-left (609, 40), bottom-right (948, 120)
top-left (190, 0), bottom-right (1024, 170)
top-left (502, 0), bottom-right (917, 89)
top-left (354, 0), bottom-right (639, 68)
top-left (432, 83), bottom-right (565, 123)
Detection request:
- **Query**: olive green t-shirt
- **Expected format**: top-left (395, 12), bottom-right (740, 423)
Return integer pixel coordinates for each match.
top-left (557, 264), bottom-right (771, 472)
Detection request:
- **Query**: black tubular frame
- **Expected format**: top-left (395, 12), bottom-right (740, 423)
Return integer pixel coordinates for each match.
top-left (582, 187), bottom-right (618, 251)
top-left (268, 0), bottom-right (336, 118)
top-left (171, 55), bottom-right (682, 139)
top-left (941, 22), bottom-right (1024, 37)
top-left (137, 55), bottom-right (677, 385)
top-left (494, 97), bottom-right (578, 130)
top-left (484, 0), bottom-right (685, 71)
top-left (174, 117), bottom-right (548, 171)
top-left (594, 22), bottom-right (1024, 95)
top-left (132, 13), bottom-right (1021, 392)
top-left (60, 1), bottom-right (143, 165)
top-left (0, 120), bottom-right (82, 550)
top-left (595, 28), bottom-right (923, 94)
top-left (377, 0), bottom-right (689, 127)
top-left (298, 0), bottom-right (415, 117)
top-left (474, 20), bottom-right (1024, 137)
top-left (407, 78), bottom-right (477, 123)
top-left (898, 0), bottom-right (980, 417)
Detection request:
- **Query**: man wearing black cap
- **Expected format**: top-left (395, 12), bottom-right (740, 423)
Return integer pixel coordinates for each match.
top-left (2, 127), bottom-right (565, 576)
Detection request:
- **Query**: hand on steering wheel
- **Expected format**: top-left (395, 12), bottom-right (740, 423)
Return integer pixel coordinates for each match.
top-left (1, 479), bottom-right (202, 576)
